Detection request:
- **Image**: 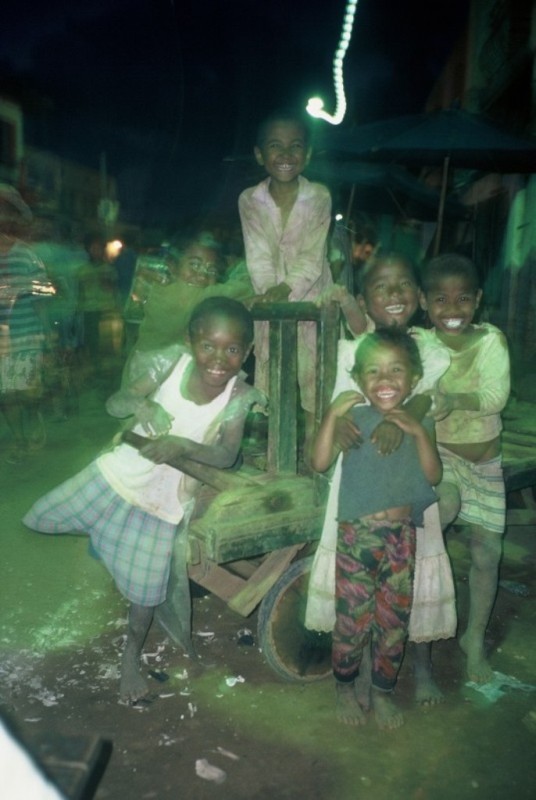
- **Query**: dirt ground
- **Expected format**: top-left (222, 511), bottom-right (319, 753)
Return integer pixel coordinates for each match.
top-left (1, 377), bottom-right (536, 800)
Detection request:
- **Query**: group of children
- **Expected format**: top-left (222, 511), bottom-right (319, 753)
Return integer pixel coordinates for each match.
top-left (22, 111), bottom-right (510, 730)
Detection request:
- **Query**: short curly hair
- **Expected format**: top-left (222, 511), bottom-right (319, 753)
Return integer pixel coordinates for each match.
top-left (188, 297), bottom-right (253, 345)
top-left (421, 253), bottom-right (480, 294)
top-left (352, 327), bottom-right (423, 381)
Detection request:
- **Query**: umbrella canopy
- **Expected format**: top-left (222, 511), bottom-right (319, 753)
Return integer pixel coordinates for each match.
top-left (308, 160), bottom-right (468, 221)
top-left (317, 108), bottom-right (536, 173)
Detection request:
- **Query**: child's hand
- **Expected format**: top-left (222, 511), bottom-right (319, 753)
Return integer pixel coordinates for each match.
top-left (135, 400), bottom-right (174, 438)
top-left (430, 392), bottom-right (454, 421)
top-left (315, 284), bottom-right (347, 306)
top-left (334, 415), bottom-right (362, 451)
top-left (330, 390), bottom-right (365, 418)
top-left (258, 283), bottom-right (292, 303)
top-left (138, 435), bottom-right (188, 465)
top-left (383, 409), bottom-right (423, 437)
top-left (370, 420), bottom-right (404, 454)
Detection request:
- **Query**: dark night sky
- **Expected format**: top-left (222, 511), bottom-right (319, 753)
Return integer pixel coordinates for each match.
top-left (1, 0), bottom-right (469, 230)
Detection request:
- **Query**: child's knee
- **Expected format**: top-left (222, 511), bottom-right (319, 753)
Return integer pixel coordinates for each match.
top-left (436, 482), bottom-right (461, 528)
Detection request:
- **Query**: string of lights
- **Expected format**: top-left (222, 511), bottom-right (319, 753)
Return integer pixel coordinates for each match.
top-left (306, 0), bottom-right (358, 125)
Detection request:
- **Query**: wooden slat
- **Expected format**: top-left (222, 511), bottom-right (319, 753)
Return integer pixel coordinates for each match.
top-left (188, 561), bottom-right (246, 602)
top-left (268, 319), bottom-right (298, 473)
top-left (227, 545), bottom-right (303, 616)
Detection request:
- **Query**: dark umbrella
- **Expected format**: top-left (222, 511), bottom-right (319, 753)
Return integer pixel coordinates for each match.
top-left (317, 108), bottom-right (536, 172)
top-left (308, 160), bottom-right (468, 222)
top-left (317, 107), bottom-right (536, 252)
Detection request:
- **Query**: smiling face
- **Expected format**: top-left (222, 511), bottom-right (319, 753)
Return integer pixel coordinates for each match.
top-left (359, 259), bottom-right (419, 330)
top-left (176, 244), bottom-right (220, 287)
top-left (189, 315), bottom-right (251, 400)
top-left (354, 341), bottom-right (418, 413)
top-left (421, 274), bottom-right (482, 340)
top-left (254, 121), bottom-right (311, 186)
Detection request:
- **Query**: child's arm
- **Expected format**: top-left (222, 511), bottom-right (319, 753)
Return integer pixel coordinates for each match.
top-left (384, 409), bottom-right (442, 485)
top-left (312, 391), bottom-right (363, 472)
top-left (106, 348), bottom-right (182, 436)
top-left (317, 284), bottom-right (368, 335)
top-left (137, 402), bottom-right (250, 469)
top-left (371, 394), bottom-right (432, 455)
top-left (284, 190), bottom-right (332, 301)
top-left (238, 193), bottom-right (279, 295)
top-left (432, 328), bottom-right (510, 421)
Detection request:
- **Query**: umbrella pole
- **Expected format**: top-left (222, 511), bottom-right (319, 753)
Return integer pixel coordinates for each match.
top-left (434, 155), bottom-right (450, 256)
top-left (345, 183), bottom-right (356, 219)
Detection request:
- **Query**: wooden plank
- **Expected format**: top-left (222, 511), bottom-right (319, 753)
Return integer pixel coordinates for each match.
top-left (227, 545), bottom-right (303, 616)
top-left (188, 561), bottom-right (246, 602)
top-left (268, 319), bottom-right (298, 473)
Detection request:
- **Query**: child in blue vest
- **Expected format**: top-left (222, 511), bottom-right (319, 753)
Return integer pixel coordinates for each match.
top-left (312, 328), bottom-right (442, 730)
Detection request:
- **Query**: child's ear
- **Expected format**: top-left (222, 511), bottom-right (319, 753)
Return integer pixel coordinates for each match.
top-left (356, 294), bottom-right (366, 313)
top-left (475, 288), bottom-right (483, 308)
top-left (304, 147), bottom-right (312, 167)
top-left (418, 289), bottom-right (427, 311)
top-left (254, 146), bottom-right (264, 166)
top-left (243, 343), bottom-right (253, 363)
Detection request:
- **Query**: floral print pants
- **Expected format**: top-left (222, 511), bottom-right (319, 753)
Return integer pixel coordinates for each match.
top-left (333, 517), bottom-right (416, 692)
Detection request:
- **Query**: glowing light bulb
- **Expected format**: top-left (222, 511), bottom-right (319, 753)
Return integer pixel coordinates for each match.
top-left (306, 0), bottom-right (359, 125)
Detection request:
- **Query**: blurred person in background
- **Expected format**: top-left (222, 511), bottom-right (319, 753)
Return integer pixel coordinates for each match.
top-left (77, 232), bottom-right (121, 385)
top-left (0, 184), bottom-right (54, 463)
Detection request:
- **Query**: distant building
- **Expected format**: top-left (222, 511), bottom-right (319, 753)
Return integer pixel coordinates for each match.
top-left (426, 0), bottom-right (536, 381)
top-left (0, 95), bottom-right (119, 237)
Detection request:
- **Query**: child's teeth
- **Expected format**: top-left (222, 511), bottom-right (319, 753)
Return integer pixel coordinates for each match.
top-left (445, 319), bottom-right (462, 329)
top-left (386, 305), bottom-right (404, 314)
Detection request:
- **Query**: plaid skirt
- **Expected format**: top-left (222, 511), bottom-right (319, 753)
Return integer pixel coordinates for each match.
top-left (23, 462), bottom-right (178, 606)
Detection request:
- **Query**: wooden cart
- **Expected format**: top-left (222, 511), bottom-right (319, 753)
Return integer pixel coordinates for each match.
top-left (177, 301), bottom-right (340, 682)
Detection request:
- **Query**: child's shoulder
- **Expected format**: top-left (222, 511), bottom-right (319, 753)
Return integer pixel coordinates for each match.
top-left (298, 177), bottom-right (331, 202)
top-left (239, 179), bottom-right (270, 204)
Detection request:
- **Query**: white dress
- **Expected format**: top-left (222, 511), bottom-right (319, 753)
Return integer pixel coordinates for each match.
top-left (305, 327), bottom-right (457, 642)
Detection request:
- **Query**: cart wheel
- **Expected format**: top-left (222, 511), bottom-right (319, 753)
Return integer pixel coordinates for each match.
top-left (257, 555), bottom-right (332, 683)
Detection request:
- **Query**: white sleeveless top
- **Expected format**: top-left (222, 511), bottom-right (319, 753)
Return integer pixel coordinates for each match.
top-left (97, 354), bottom-right (236, 523)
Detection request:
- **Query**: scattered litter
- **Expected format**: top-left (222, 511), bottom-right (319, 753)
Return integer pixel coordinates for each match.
top-left (141, 644), bottom-right (165, 664)
top-left (195, 758), bottom-right (227, 784)
top-left (225, 675), bottom-right (245, 687)
top-left (24, 718), bottom-right (42, 723)
top-left (29, 688), bottom-right (63, 707)
top-left (499, 579), bottom-right (530, 597)
top-left (465, 671), bottom-right (536, 703)
top-left (179, 688), bottom-right (191, 696)
top-left (216, 746), bottom-right (240, 761)
top-left (158, 734), bottom-right (178, 747)
top-left (158, 693), bottom-right (175, 699)
top-left (149, 670), bottom-right (169, 683)
top-left (107, 617), bottom-right (128, 628)
top-left (195, 631), bottom-right (215, 642)
top-left (175, 669), bottom-right (189, 680)
top-left (187, 702), bottom-right (197, 718)
top-left (98, 664), bottom-right (121, 681)
top-left (236, 628), bottom-right (255, 646)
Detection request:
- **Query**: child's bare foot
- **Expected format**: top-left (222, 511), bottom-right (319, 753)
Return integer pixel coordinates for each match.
top-left (120, 645), bottom-right (149, 703)
top-left (414, 663), bottom-right (444, 707)
top-left (371, 690), bottom-right (404, 730)
top-left (335, 681), bottom-right (367, 726)
top-left (459, 632), bottom-right (494, 684)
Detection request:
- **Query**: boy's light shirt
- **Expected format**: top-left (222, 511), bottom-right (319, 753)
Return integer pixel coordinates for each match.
top-left (238, 176), bottom-right (333, 301)
top-left (434, 322), bottom-right (510, 444)
top-left (332, 316), bottom-right (451, 401)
